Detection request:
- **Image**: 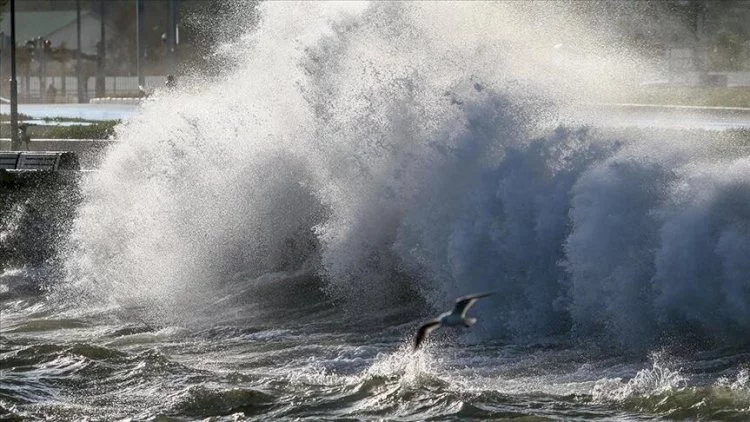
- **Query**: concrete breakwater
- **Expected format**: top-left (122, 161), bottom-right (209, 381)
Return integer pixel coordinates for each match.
top-left (0, 170), bottom-right (80, 271)
top-left (0, 139), bottom-right (101, 270)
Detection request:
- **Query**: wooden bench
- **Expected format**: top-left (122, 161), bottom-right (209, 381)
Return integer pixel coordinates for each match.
top-left (0, 152), bottom-right (80, 171)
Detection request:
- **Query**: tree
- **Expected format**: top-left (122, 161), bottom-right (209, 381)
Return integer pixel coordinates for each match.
top-left (0, 0), bottom-right (9, 23)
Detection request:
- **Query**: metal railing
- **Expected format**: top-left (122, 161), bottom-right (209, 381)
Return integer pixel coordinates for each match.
top-left (11, 75), bottom-right (169, 103)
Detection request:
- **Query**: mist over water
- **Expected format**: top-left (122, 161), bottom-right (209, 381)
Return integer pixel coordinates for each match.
top-left (55, 1), bottom-right (750, 349)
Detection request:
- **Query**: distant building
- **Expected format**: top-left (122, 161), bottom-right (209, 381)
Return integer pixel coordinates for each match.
top-left (0, 10), bottom-right (111, 55)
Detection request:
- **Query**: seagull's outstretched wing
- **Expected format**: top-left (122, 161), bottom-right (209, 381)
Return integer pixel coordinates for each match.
top-left (414, 320), bottom-right (440, 350)
top-left (452, 292), bottom-right (494, 317)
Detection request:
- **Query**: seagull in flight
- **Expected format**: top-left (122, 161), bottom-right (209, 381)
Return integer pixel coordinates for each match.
top-left (413, 292), bottom-right (494, 350)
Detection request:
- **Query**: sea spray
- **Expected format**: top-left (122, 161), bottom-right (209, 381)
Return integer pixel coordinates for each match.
top-left (56, 2), bottom-right (750, 349)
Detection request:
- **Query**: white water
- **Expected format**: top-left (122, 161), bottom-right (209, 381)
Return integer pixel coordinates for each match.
top-left (60, 1), bottom-right (750, 350)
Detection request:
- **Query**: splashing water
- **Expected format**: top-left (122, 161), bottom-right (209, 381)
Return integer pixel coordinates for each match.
top-left (55, 1), bottom-right (750, 349)
top-left (592, 352), bottom-right (687, 402)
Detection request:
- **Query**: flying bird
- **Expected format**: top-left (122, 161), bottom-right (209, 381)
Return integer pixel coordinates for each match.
top-left (413, 292), bottom-right (494, 350)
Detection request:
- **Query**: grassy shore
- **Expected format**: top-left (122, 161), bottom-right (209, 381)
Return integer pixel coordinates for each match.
top-left (26, 121), bottom-right (118, 139)
top-left (0, 117), bottom-right (118, 140)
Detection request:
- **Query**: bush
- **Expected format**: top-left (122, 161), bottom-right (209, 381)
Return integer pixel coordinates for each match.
top-left (37, 121), bottom-right (118, 139)
top-left (1, 120), bottom-right (119, 140)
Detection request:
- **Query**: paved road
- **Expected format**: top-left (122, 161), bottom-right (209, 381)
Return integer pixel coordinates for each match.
top-left (0, 103), bottom-right (138, 121)
top-left (2, 102), bottom-right (750, 130)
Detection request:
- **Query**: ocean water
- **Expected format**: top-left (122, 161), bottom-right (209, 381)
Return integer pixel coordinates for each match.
top-left (3, 2), bottom-right (750, 420)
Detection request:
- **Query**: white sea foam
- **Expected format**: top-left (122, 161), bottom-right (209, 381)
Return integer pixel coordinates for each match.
top-left (592, 353), bottom-right (687, 402)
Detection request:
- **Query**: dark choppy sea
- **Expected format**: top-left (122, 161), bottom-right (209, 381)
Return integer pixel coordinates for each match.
top-left (4, 269), bottom-right (750, 421)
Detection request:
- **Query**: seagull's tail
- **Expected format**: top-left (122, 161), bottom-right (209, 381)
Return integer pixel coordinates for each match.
top-left (463, 317), bottom-right (477, 328)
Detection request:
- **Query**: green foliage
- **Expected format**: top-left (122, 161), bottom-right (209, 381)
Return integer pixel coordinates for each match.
top-left (0, 113), bottom-right (34, 121)
top-left (1, 119), bottom-right (119, 139)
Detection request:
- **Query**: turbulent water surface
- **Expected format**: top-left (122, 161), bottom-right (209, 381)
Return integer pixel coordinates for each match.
top-left (4, 2), bottom-right (750, 420)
